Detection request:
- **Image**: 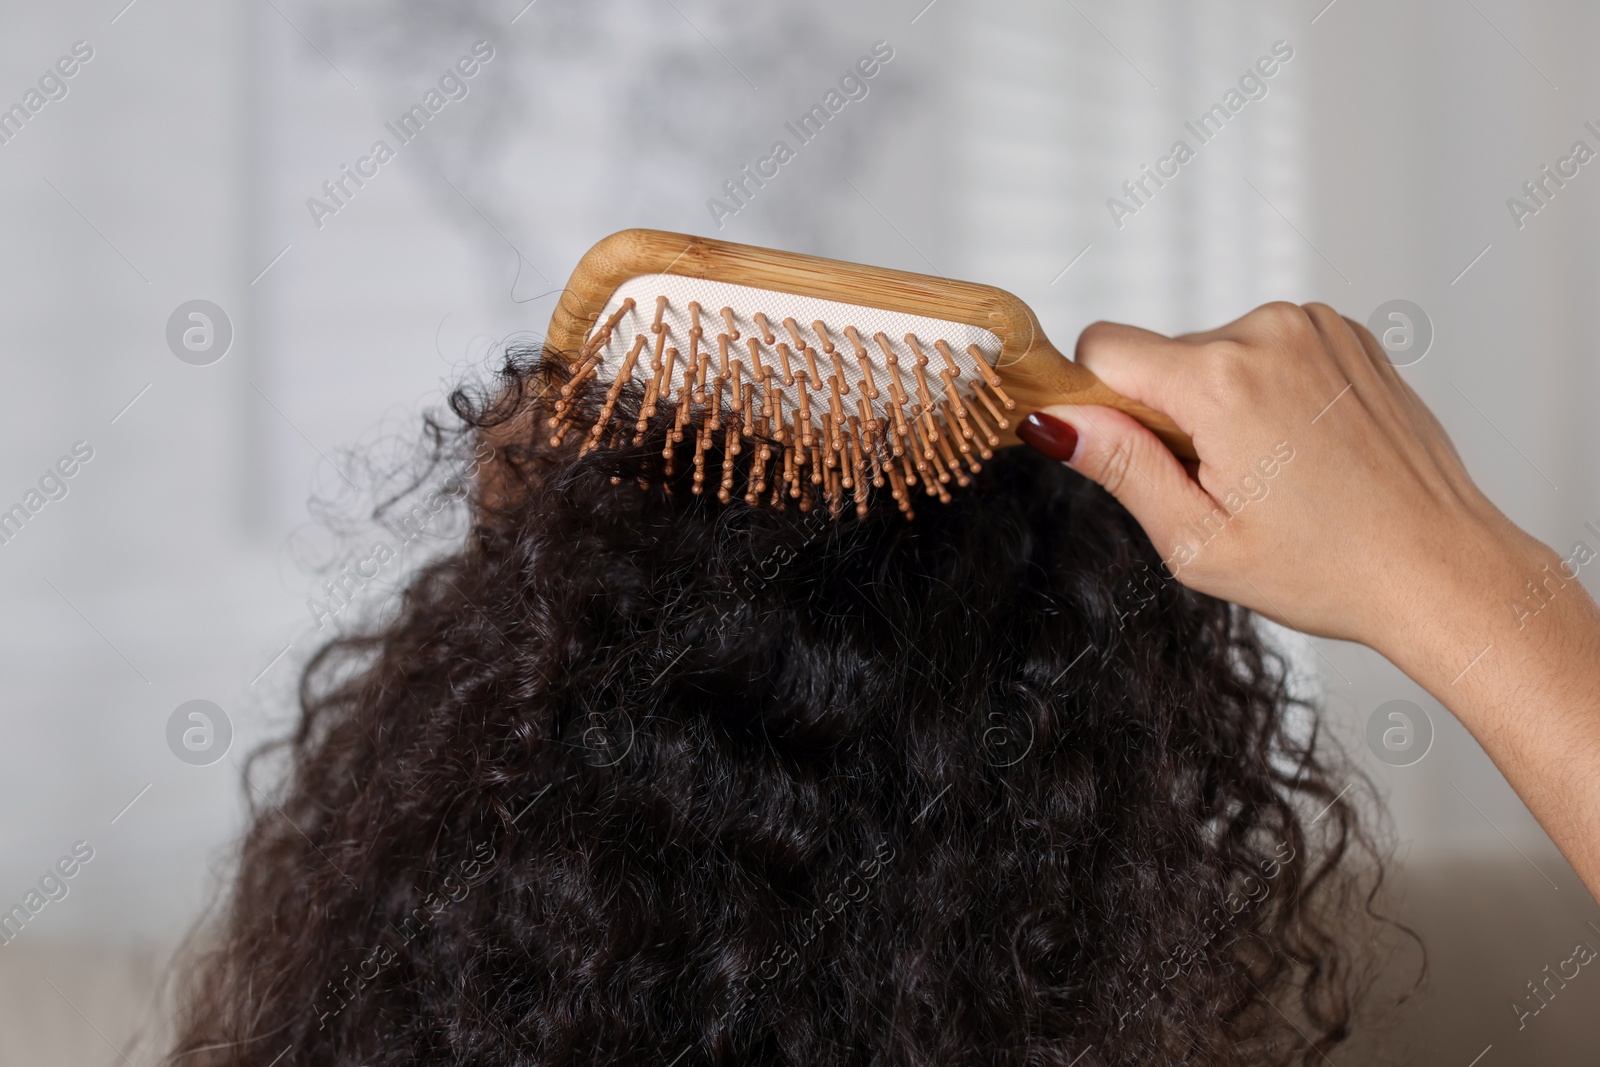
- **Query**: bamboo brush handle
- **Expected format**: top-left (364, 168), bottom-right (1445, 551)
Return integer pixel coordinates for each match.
top-left (999, 338), bottom-right (1196, 461)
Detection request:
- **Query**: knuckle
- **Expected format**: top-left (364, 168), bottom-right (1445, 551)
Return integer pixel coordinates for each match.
top-left (1097, 438), bottom-right (1134, 498)
top-left (1256, 300), bottom-right (1313, 332)
top-left (1200, 341), bottom-right (1254, 399)
top-left (1098, 454), bottom-right (1131, 499)
top-left (1074, 320), bottom-right (1121, 362)
top-left (1240, 301), bottom-right (1317, 351)
top-left (1079, 320), bottom-right (1120, 343)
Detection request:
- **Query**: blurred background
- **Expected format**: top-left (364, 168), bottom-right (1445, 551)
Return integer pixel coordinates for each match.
top-left (2, 0), bottom-right (1597, 1062)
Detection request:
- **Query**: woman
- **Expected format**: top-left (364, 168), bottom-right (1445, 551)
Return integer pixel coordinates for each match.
top-left (170, 301), bottom-right (1596, 1065)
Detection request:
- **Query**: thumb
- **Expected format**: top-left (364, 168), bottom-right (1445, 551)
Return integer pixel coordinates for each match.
top-left (1017, 405), bottom-right (1216, 554)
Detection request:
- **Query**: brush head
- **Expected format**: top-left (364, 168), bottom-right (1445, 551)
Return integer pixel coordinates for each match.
top-left (523, 230), bottom-right (1189, 520)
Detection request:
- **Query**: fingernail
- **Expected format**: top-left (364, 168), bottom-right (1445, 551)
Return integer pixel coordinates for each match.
top-left (1017, 412), bottom-right (1079, 463)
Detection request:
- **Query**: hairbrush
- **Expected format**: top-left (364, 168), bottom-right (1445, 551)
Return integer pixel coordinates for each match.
top-left (536, 229), bottom-right (1193, 520)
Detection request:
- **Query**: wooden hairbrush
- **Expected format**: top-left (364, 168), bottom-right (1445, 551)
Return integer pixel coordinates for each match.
top-left (539, 229), bottom-right (1193, 519)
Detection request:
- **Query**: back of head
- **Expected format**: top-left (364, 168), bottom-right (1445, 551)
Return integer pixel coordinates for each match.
top-left (172, 349), bottom-right (1375, 1066)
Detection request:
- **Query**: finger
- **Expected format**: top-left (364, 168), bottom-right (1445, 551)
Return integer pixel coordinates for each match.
top-left (1307, 307), bottom-right (1475, 501)
top-left (1340, 312), bottom-right (1468, 471)
top-left (1303, 304), bottom-right (1414, 433)
top-left (1171, 301), bottom-right (1302, 344)
top-left (1022, 404), bottom-right (1219, 557)
top-left (1336, 311), bottom-right (1424, 411)
top-left (1073, 321), bottom-right (1206, 430)
top-left (1335, 311), bottom-right (1400, 378)
top-left (1301, 304), bottom-right (1423, 459)
top-left (1339, 311), bottom-right (1430, 403)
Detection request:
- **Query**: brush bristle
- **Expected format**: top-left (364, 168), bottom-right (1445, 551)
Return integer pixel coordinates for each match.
top-left (544, 276), bottom-right (1018, 520)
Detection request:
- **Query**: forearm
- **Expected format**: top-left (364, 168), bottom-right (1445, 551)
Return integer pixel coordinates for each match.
top-left (1380, 527), bottom-right (1600, 897)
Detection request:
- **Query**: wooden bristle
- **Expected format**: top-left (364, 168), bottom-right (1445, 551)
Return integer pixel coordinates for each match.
top-left (886, 456), bottom-right (913, 519)
top-left (775, 341), bottom-right (797, 386)
top-left (741, 389), bottom-right (756, 443)
top-left (634, 329), bottom-right (671, 442)
top-left (580, 297), bottom-right (634, 363)
top-left (827, 376), bottom-right (847, 447)
top-left (934, 339), bottom-right (963, 379)
top-left (782, 317), bottom-right (807, 350)
top-left (938, 371), bottom-right (974, 446)
top-left (899, 448), bottom-right (919, 491)
top-left (970, 378), bottom-right (1009, 430)
top-left (934, 414), bottom-right (969, 487)
top-left (872, 332), bottom-right (908, 403)
top-left (846, 326), bottom-right (879, 400)
top-left (921, 419), bottom-right (950, 485)
top-left (746, 337), bottom-right (768, 385)
top-left (692, 417), bottom-right (710, 493)
top-left (783, 431), bottom-right (798, 498)
top-left (660, 345), bottom-right (678, 403)
top-left (985, 376), bottom-right (1018, 412)
top-left (580, 332), bottom-right (647, 457)
top-left (847, 416), bottom-right (869, 517)
top-left (676, 353), bottom-right (694, 441)
top-left (968, 345), bottom-right (1016, 409)
top-left (864, 422), bottom-right (886, 488)
top-left (795, 372), bottom-right (815, 444)
top-left (558, 354), bottom-right (598, 405)
top-left (829, 348), bottom-right (851, 394)
top-left (769, 379), bottom-right (786, 441)
top-left (965, 393), bottom-right (1001, 448)
top-left (719, 414), bottom-right (740, 503)
top-left (905, 419), bottom-right (932, 478)
top-left (745, 438), bottom-right (768, 505)
top-left (940, 399), bottom-right (987, 465)
top-left (811, 320), bottom-right (834, 352)
top-left (906, 337), bottom-right (939, 418)
top-left (921, 430), bottom-right (953, 501)
top-left (693, 350), bottom-right (710, 407)
top-left (802, 345), bottom-right (823, 385)
top-left (873, 332), bottom-right (913, 442)
top-left (753, 311), bottom-right (776, 345)
top-left (966, 343), bottom-right (1001, 386)
top-left (560, 292), bottom-right (1010, 520)
top-left (761, 373), bottom-right (778, 425)
top-left (824, 463), bottom-right (842, 518)
top-left (904, 334), bottom-right (931, 367)
top-left (707, 368), bottom-right (725, 431)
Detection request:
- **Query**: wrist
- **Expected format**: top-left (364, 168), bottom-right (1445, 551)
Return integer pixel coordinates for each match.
top-left (1366, 518), bottom-right (1560, 699)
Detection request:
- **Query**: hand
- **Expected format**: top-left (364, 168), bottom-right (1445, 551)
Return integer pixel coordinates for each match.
top-left (1018, 301), bottom-right (1600, 898)
top-left (1019, 302), bottom-right (1541, 659)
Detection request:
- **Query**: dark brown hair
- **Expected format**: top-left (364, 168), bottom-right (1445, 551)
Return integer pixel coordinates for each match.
top-left (170, 347), bottom-right (1382, 1065)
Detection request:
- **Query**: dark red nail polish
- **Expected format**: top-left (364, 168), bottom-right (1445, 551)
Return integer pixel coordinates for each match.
top-left (1017, 412), bottom-right (1079, 462)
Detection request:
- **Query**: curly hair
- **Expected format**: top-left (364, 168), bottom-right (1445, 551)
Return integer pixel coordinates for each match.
top-left (169, 347), bottom-right (1384, 1066)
